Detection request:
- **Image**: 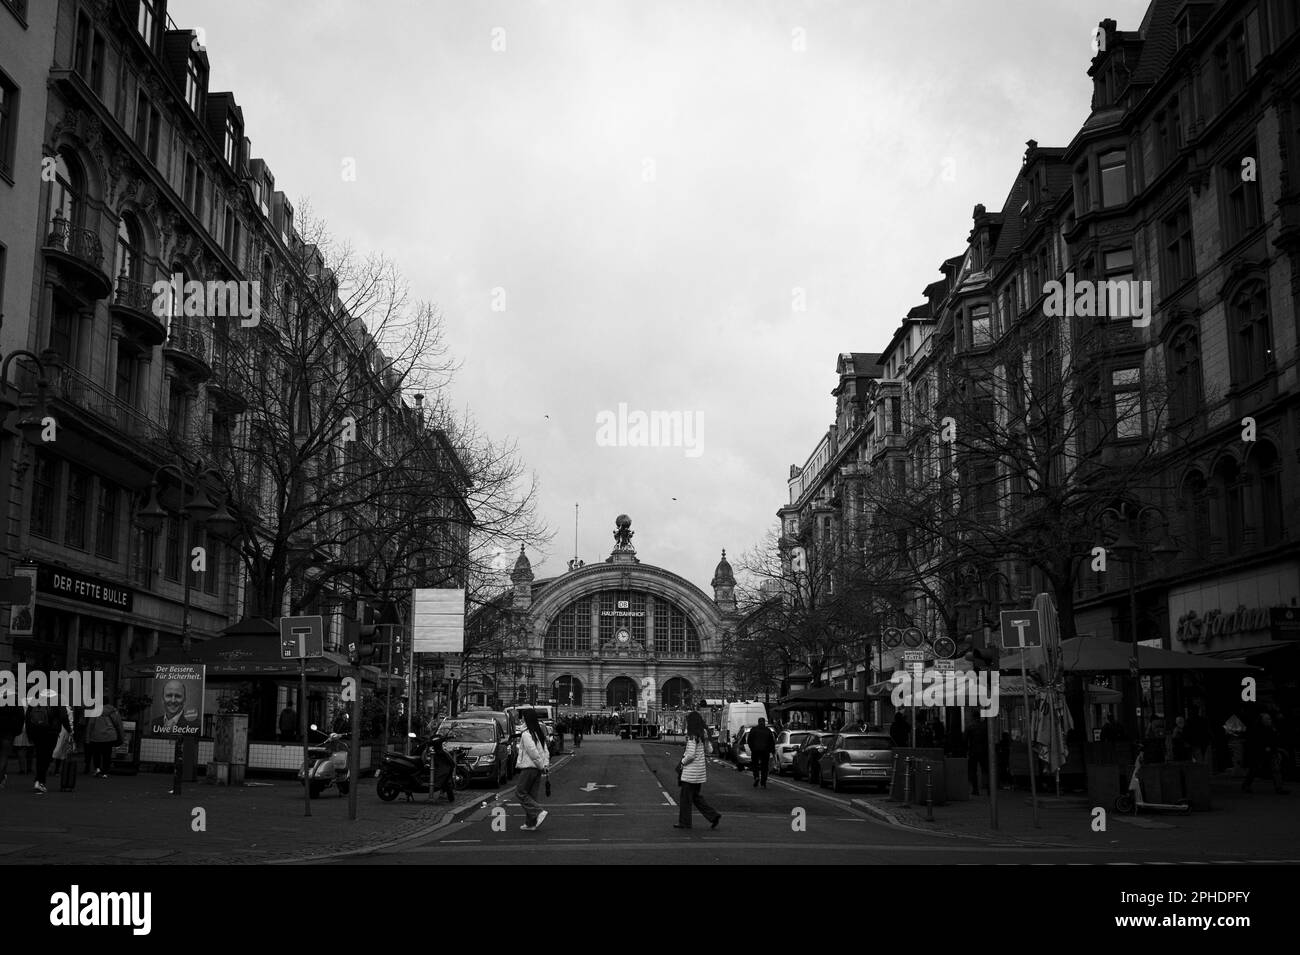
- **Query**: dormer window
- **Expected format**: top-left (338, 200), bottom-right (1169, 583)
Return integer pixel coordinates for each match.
top-left (137, 0), bottom-right (157, 46)
top-left (224, 116), bottom-right (239, 166)
top-left (185, 57), bottom-right (203, 113)
top-left (1099, 150), bottom-right (1128, 206)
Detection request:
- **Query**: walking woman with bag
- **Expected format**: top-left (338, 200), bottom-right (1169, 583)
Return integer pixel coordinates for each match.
top-left (515, 708), bottom-right (550, 831)
top-left (675, 711), bottom-right (721, 830)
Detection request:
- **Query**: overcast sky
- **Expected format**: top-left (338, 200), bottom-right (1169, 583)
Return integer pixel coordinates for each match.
top-left (182, 0), bottom-right (1152, 591)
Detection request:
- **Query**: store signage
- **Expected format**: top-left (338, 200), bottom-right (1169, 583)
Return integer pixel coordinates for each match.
top-left (37, 565), bottom-right (134, 612)
top-left (1271, 606), bottom-right (1300, 641)
top-left (1176, 606), bottom-right (1279, 644)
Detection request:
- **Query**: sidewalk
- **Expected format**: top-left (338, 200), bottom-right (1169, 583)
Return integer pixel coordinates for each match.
top-left (0, 768), bottom-right (487, 865)
top-left (850, 774), bottom-right (1297, 856)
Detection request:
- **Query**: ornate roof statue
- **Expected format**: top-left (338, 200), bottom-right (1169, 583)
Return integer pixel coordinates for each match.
top-left (612, 514), bottom-right (635, 552)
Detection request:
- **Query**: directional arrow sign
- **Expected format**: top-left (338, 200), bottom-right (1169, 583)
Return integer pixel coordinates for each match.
top-left (580, 783), bottom-right (616, 792)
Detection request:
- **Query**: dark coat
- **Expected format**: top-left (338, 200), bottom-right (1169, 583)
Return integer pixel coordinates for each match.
top-left (25, 704), bottom-right (72, 739)
top-left (747, 725), bottom-right (776, 755)
top-left (0, 705), bottom-right (25, 738)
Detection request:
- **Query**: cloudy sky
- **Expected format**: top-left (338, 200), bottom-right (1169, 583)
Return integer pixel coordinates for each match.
top-left (182, 0), bottom-right (1152, 590)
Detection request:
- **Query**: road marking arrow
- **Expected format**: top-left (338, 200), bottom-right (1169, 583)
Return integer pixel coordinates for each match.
top-left (580, 783), bottom-right (616, 792)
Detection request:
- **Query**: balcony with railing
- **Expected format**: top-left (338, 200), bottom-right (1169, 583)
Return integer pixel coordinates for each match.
top-left (163, 317), bottom-right (212, 381)
top-left (205, 337), bottom-right (248, 411)
top-left (48, 363), bottom-right (169, 445)
top-left (110, 272), bottom-right (169, 346)
top-left (43, 209), bottom-right (113, 299)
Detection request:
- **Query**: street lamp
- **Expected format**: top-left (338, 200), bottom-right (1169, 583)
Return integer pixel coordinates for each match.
top-left (1101, 503), bottom-right (1180, 743)
top-left (136, 462), bottom-right (235, 653)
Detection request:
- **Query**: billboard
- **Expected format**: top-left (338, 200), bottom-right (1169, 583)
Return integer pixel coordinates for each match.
top-left (149, 664), bottom-right (205, 737)
top-left (413, 588), bottom-right (465, 653)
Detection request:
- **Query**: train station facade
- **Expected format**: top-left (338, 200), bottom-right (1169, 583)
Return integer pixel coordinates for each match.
top-left (467, 516), bottom-right (739, 714)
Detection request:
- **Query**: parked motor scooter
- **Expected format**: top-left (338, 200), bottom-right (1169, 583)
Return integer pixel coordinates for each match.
top-left (1114, 742), bottom-right (1191, 814)
top-left (376, 732), bottom-right (471, 803)
top-left (299, 724), bottom-right (350, 799)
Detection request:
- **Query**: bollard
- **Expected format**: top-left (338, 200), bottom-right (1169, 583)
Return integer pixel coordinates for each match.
top-left (903, 757), bottom-right (913, 806)
top-left (926, 763), bottom-right (934, 821)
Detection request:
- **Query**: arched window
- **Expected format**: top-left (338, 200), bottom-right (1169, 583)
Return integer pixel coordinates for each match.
top-left (1247, 442), bottom-right (1283, 547)
top-left (606, 677), bottom-right (637, 708)
top-left (49, 151), bottom-right (84, 230)
top-left (1231, 283), bottom-right (1273, 386)
top-left (544, 597), bottom-right (590, 653)
top-left (1167, 326), bottom-right (1202, 422)
top-left (553, 675), bottom-right (583, 706)
top-left (1179, 470), bottom-right (1210, 560)
top-left (1211, 457), bottom-right (1242, 554)
top-left (115, 214), bottom-right (143, 284)
top-left (661, 677), bottom-right (692, 709)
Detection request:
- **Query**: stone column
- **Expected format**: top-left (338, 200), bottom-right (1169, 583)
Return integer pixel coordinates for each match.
top-left (645, 594), bottom-right (655, 655)
top-left (106, 323), bottom-right (123, 404)
top-left (66, 612), bottom-right (81, 671)
top-left (589, 598), bottom-right (600, 655)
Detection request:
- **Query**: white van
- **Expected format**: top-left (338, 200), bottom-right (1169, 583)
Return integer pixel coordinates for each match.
top-left (719, 701), bottom-right (768, 760)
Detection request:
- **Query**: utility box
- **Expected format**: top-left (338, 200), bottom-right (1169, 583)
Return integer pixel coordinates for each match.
top-left (207, 714), bottom-right (249, 786)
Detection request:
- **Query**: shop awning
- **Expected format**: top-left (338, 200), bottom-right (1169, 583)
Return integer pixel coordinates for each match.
top-left (999, 636), bottom-right (1259, 673)
top-left (123, 625), bottom-right (381, 681)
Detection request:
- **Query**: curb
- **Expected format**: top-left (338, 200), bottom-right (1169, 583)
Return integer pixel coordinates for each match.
top-left (847, 798), bottom-right (1077, 848)
top-left (266, 751), bottom-right (577, 864)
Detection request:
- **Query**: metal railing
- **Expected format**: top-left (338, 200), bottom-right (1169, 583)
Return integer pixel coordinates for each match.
top-left (114, 273), bottom-right (160, 314)
top-left (164, 318), bottom-right (210, 365)
top-left (45, 211), bottom-right (105, 271)
top-left (50, 364), bottom-right (169, 443)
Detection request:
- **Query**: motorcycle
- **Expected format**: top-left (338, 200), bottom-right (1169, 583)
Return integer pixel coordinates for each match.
top-left (299, 724), bottom-right (351, 800)
top-left (376, 732), bottom-right (471, 803)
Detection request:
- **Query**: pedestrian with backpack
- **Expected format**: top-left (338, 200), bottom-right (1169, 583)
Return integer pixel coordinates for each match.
top-left (85, 696), bottom-right (125, 778)
top-left (25, 691), bottom-right (71, 794)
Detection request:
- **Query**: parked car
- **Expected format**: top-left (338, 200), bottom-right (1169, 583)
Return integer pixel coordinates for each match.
top-left (434, 718), bottom-right (511, 787)
top-left (772, 730), bottom-right (816, 776)
top-left (817, 733), bottom-right (895, 792)
top-left (459, 708), bottom-right (518, 777)
top-left (791, 732), bottom-right (836, 784)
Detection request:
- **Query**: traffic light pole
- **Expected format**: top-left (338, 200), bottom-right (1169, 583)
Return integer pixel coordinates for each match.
top-left (301, 656), bottom-right (311, 818)
top-left (349, 662), bottom-right (361, 821)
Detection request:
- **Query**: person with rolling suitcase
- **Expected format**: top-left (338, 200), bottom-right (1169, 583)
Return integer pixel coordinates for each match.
top-left (53, 705), bottom-right (79, 791)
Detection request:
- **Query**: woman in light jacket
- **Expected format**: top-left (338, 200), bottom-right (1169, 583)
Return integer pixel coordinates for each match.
top-left (676, 711), bottom-right (721, 830)
top-left (514, 708), bottom-right (550, 831)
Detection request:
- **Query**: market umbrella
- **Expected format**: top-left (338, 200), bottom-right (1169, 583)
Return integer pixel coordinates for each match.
top-left (1028, 592), bottom-right (1073, 793)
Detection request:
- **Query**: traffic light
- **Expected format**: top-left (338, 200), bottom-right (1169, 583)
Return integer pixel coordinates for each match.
top-left (962, 629), bottom-right (1000, 671)
top-left (345, 619), bottom-right (378, 667)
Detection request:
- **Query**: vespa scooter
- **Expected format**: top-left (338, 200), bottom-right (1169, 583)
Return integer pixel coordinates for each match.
top-left (299, 724), bottom-right (350, 799)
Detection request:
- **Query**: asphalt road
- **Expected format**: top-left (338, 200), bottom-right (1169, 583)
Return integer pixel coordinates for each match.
top-left (322, 738), bottom-right (1273, 865)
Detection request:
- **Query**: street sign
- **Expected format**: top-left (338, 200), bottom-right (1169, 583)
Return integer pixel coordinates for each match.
top-left (931, 635), bottom-right (957, 659)
top-left (934, 659), bottom-right (956, 671)
top-left (413, 588), bottom-right (465, 652)
top-left (883, 627), bottom-right (903, 648)
top-left (902, 627), bottom-right (925, 648)
top-left (999, 609), bottom-right (1042, 650)
top-left (901, 650), bottom-right (925, 662)
top-left (279, 615), bottom-right (325, 659)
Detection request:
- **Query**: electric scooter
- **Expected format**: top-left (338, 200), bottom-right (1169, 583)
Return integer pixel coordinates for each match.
top-left (1114, 743), bottom-right (1191, 814)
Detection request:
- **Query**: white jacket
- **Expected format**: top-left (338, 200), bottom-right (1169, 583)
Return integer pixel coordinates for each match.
top-left (517, 728), bottom-right (550, 772)
top-left (680, 737), bottom-right (707, 784)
